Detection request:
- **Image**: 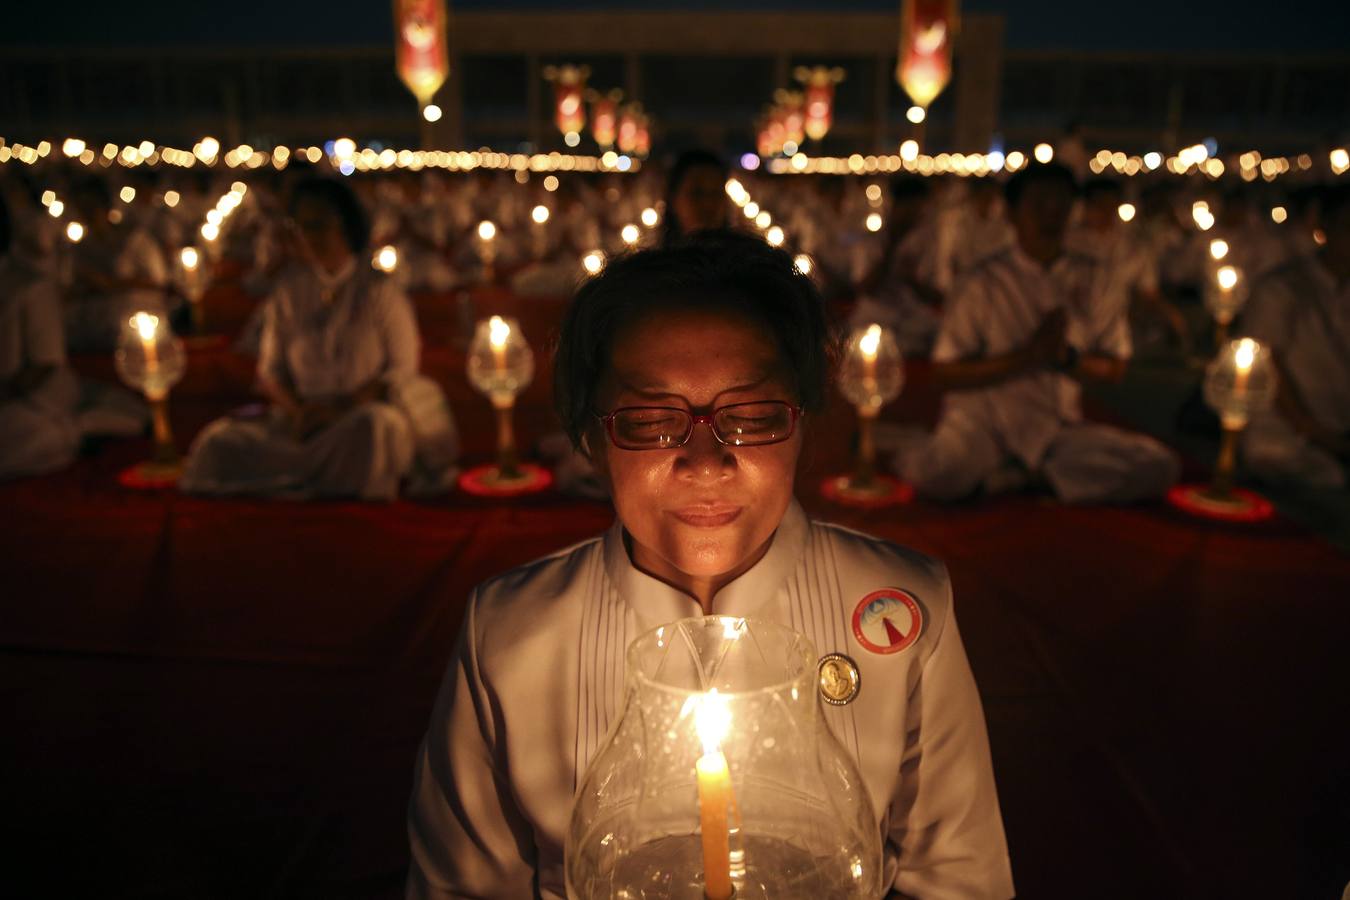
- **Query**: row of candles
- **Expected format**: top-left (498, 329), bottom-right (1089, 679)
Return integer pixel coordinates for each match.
top-left (6, 135), bottom-right (1345, 184)
top-left (759, 143), bottom-right (1349, 182)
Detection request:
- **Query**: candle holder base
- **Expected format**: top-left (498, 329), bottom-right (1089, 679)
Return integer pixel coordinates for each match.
top-left (458, 462), bottom-right (553, 498)
top-left (1166, 483), bottom-right (1274, 523)
top-left (820, 474), bottom-right (914, 508)
top-left (117, 459), bottom-right (184, 490)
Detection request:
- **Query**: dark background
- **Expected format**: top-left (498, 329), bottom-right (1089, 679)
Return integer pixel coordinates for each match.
top-left (5, 0), bottom-right (1349, 53)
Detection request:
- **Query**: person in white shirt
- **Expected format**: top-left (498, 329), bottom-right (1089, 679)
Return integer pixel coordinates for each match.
top-left (407, 231), bottom-right (1014, 899)
top-left (851, 176), bottom-right (946, 356)
top-left (0, 192), bottom-right (81, 479)
top-left (181, 178), bottom-right (456, 500)
top-left (63, 176), bottom-right (171, 351)
top-left (1068, 177), bottom-right (1189, 353)
top-left (901, 164), bottom-right (1179, 503)
top-left (1240, 183), bottom-right (1350, 490)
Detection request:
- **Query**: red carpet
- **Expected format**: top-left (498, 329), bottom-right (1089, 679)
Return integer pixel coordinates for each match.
top-left (2, 286), bottom-right (1347, 898)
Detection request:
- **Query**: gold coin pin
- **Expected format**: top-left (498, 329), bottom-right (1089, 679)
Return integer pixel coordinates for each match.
top-left (817, 652), bottom-right (861, 706)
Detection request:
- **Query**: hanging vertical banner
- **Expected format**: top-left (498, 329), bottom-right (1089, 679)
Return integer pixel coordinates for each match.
top-left (589, 89), bottom-right (622, 149)
top-left (775, 90), bottom-right (807, 147)
top-left (795, 66), bottom-right (847, 142)
top-left (393, 0), bottom-right (449, 108)
top-left (543, 65), bottom-right (591, 138)
top-left (633, 112), bottom-right (651, 158)
top-left (895, 0), bottom-right (958, 110)
top-left (617, 103), bottom-right (641, 155)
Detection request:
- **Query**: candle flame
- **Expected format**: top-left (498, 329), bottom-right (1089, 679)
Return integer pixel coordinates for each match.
top-left (180, 247), bottom-right (199, 269)
top-left (131, 312), bottom-right (159, 342)
top-left (477, 220), bottom-right (497, 241)
top-left (1209, 239), bottom-right (1229, 260)
top-left (793, 253), bottom-right (813, 276)
top-left (621, 224), bottom-right (640, 245)
top-left (1217, 265), bottom-right (1239, 291)
top-left (694, 689), bottom-right (732, 757)
top-left (488, 315), bottom-right (511, 349)
top-left (859, 324), bottom-right (883, 359)
top-left (531, 205), bottom-right (550, 224)
top-left (582, 250), bottom-right (605, 275)
top-left (66, 221), bottom-right (85, 242)
top-left (1234, 338), bottom-right (1256, 373)
top-left (374, 245), bottom-right (398, 272)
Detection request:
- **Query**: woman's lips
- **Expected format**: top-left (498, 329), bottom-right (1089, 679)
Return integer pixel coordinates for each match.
top-left (669, 505), bottom-right (743, 528)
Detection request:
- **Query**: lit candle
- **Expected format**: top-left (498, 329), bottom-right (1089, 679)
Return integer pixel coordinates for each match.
top-left (1233, 337), bottom-right (1255, 400)
top-left (477, 219), bottom-right (497, 267)
top-left (488, 315), bottom-right (510, 374)
top-left (694, 691), bottom-right (734, 900)
top-left (531, 205), bottom-right (550, 258)
top-left (132, 312), bottom-right (160, 373)
top-left (859, 323), bottom-right (882, 398)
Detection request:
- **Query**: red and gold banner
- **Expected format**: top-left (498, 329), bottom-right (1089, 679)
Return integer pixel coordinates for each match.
top-left (393, 0), bottom-right (449, 107)
top-left (589, 90), bottom-right (622, 149)
top-left (544, 65), bottom-right (591, 137)
top-left (895, 0), bottom-right (958, 110)
top-left (795, 66), bottom-right (847, 142)
top-left (773, 90), bottom-right (806, 148)
top-left (617, 104), bottom-right (640, 155)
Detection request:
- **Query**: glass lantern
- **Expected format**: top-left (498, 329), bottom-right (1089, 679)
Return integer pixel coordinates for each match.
top-left (565, 616), bottom-right (883, 899)
top-left (834, 323), bottom-right (904, 497)
top-left (1202, 337), bottom-right (1277, 497)
top-left (1203, 263), bottom-right (1248, 348)
top-left (466, 315), bottom-right (534, 483)
top-left (114, 311), bottom-right (187, 479)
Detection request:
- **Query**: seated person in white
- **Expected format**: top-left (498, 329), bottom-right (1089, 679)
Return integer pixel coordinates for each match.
top-left (1240, 183), bottom-right (1350, 490)
top-left (851, 176), bottom-right (945, 356)
top-left (0, 193), bottom-right (81, 480)
top-left (407, 232), bottom-right (1014, 899)
top-left (901, 164), bottom-right (1180, 503)
top-left (1068, 177), bottom-right (1189, 352)
top-left (181, 177), bottom-right (455, 501)
top-left (63, 175), bottom-right (171, 351)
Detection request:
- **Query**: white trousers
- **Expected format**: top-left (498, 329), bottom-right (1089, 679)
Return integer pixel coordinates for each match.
top-left (1244, 417), bottom-right (1346, 490)
top-left (903, 411), bottom-right (1180, 504)
top-left (0, 400), bottom-right (79, 481)
top-left (180, 402), bottom-right (415, 501)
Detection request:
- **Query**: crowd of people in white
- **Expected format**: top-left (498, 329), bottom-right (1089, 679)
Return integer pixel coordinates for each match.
top-left (1, 148), bottom-right (1346, 500)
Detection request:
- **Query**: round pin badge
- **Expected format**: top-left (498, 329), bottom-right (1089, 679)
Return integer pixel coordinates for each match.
top-left (851, 588), bottom-right (923, 655)
top-left (817, 653), bottom-right (861, 706)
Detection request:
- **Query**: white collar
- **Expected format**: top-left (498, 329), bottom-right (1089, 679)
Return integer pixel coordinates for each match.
top-left (602, 499), bottom-right (810, 632)
top-left (314, 257), bottom-right (358, 301)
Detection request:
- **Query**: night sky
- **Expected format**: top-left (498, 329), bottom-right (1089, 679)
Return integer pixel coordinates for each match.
top-left (5, 0), bottom-right (1349, 54)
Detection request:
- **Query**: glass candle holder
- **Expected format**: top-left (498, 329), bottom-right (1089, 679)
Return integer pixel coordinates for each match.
top-left (114, 311), bottom-right (187, 470)
top-left (466, 315), bottom-right (534, 481)
top-left (837, 323), bottom-right (904, 490)
top-left (1202, 337), bottom-right (1277, 497)
top-left (565, 616), bottom-right (883, 899)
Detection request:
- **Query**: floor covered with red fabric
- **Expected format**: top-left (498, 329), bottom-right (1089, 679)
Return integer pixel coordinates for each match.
top-left (3, 284), bottom-right (1349, 898)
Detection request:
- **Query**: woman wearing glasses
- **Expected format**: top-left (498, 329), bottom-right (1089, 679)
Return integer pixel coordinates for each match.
top-left (408, 232), bottom-right (1013, 899)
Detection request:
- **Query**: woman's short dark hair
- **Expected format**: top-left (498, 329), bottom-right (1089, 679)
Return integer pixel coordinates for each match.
top-left (289, 177), bottom-right (370, 253)
top-left (555, 229), bottom-right (831, 449)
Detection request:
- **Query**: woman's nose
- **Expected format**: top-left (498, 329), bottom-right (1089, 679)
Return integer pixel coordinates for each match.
top-left (675, 420), bottom-right (734, 482)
